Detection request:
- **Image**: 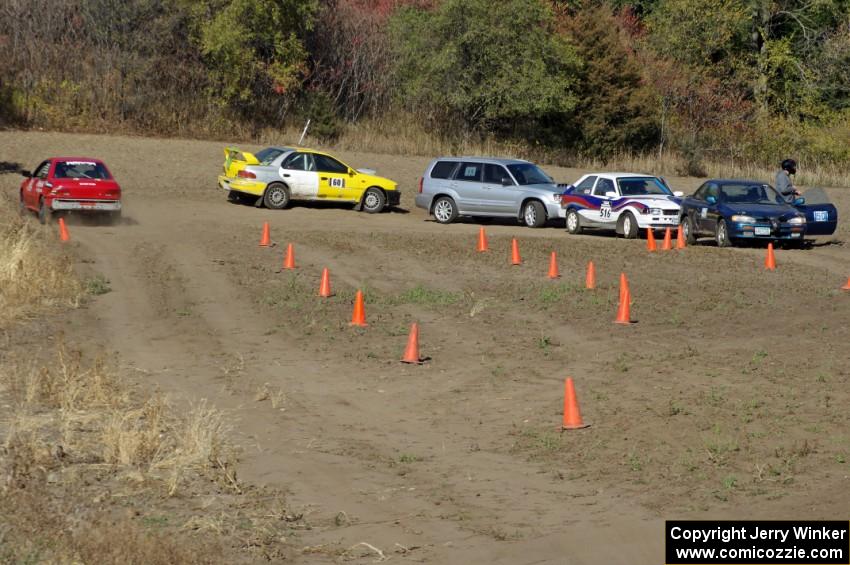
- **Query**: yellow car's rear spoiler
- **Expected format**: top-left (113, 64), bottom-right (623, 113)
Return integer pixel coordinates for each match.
top-left (223, 147), bottom-right (260, 178)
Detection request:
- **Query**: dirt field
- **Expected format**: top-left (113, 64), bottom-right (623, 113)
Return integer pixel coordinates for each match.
top-left (3, 130), bottom-right (850, 563)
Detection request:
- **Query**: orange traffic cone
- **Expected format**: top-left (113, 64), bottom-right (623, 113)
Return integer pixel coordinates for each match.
top-left (547, 251), bottom-right (560, 279)
top-left (619, 272), bottom-right (629, 306)
top-left (401, 323), bottom-right (425, 364)
top-left (662, 228), bottom-right (672, 251)
top-left (765, 243), bottom-right (776, 271)
top-left (676, 224), bottom-right (686, 249)
top-left (562, 378), bottom-right (589, 430)
top-left (58, 217), bottom-right (70, 242)
top-left (259, 222), bottom-right (271, 247)
top-left (318, 268), bottom-right (333, 297)
top-left (585, 261), bottom-right (596, 290)
top-left (350, 290), bottom-right (367, 327)
top-left (476, 227), bottom-right (489, 252)
top-left (282, 243), bottom-right (296, 269)
top-left (614, 287), bottom-right (633, 324)
top-left (842, 277), bottom-right (850, 291)
top-left (510, 238), bottom-right (522, 266)
top-left (646, 228), bottom-right (657, 252)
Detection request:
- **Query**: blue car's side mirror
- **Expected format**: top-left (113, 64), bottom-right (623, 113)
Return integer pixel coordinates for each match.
top-left (793, 197), bottom-right (805, 206)
top-left (706, 195), bottom-right (717, 205)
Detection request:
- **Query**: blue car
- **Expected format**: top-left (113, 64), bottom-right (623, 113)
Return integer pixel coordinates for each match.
top-left (679, 179), bottom-right (837, 247)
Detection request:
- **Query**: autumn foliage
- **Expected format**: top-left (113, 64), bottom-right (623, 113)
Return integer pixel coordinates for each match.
top-left (1, 0), bottom-right (849, 170)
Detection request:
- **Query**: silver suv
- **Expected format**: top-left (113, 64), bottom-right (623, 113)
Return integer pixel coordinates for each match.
top-left (414, 157), bottom-right (564, 228)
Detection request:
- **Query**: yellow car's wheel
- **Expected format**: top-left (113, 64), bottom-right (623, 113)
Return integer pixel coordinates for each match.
top-left (263, 183), bottom-right (290, 210)
top-left (362, 187), bottom-right (386, 214)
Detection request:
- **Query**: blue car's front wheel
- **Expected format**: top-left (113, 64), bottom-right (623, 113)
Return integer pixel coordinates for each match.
top-left (715, 219), bottom-right (733, 248)
top-left (682, 215), bottom-right (697, 245)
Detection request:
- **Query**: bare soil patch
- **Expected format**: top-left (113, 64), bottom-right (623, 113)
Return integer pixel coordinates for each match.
top-left (2, 130), bottom-right (849, 563)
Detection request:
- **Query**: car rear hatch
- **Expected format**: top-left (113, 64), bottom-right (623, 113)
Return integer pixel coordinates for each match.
top-left (223, 147), bottom-right (260, 179)
top-left (795, 188), bottom-right (837, 236)
top-left (54, 178), bottom-right (121, 201)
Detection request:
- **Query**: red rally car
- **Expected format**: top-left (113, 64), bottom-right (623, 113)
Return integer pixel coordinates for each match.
top-left (19, 157), bottom-right (122, 223)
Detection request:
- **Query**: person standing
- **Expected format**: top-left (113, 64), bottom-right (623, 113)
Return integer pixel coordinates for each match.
top-left (775, 159), bottom-right (801, 199)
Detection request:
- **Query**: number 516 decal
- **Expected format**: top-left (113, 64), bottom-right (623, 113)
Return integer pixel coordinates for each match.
top-left (329, 178), bottom-right (345, 189)
top-left (600, 203), bottom-right (612, 219)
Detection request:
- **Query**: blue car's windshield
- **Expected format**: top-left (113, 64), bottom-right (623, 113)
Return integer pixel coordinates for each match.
top-left (617, 177), bottom-right (672, 196)
top-left (507, 163), bottom-right (553, 185)
top-left (719, 183), bottom-right (784, 205)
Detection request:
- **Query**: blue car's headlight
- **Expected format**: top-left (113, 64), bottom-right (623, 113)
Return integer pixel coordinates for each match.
top-left (730, 214), bottom-right (756, 223)
top-left (788, 215), bottom-right (806, 225)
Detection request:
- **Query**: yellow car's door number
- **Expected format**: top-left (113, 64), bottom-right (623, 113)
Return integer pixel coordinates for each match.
top-left (329, 178), bottom-right (345, 189)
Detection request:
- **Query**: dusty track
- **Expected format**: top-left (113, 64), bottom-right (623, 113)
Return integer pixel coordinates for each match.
top-left (62, 197), bottom-right (662, 563)
top-left (4, 131), bottom-right (850, 563)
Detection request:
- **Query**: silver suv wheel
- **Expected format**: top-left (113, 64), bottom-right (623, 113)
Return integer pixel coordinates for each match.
top-left (522, 200), bottom-right (546, 228)
top-left (434, 198), bottom-right (454, 223)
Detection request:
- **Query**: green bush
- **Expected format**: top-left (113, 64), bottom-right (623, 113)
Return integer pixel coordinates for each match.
top-left (389, 0), bottom-right (580, 136)
top-left (307, 93), bottom-right (344, 143)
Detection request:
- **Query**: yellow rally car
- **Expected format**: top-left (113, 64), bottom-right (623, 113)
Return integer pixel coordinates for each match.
top-left (217, 146), bottom-right (401, 212)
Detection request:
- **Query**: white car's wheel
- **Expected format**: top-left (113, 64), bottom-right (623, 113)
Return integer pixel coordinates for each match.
top-left (619, 212), bottom-right (638, 239)
top-left (566, 209), bottom-right (582, 234)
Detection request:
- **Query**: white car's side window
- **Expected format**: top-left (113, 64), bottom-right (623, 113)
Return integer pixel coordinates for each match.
top-left (282, 153), bottom-right (308, 171)
top-left (574, 175), bottom-right (597, 194)
top-left (594, 178), bottom-right (615, 197)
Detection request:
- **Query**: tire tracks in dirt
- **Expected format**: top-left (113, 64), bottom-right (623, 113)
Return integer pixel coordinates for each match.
top-left (64, 196), bottom-right (663, 564)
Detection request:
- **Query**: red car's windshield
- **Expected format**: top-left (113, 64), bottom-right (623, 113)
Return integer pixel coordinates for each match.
top-left (54, 161), bottom-right (111, 180)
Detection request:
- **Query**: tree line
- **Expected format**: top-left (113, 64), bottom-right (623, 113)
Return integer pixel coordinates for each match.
top-left (1, 0), bottom-right (848, 171)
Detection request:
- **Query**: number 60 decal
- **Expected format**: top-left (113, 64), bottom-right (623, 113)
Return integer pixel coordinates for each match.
top-left (329, 178), bottom-right (345, 188)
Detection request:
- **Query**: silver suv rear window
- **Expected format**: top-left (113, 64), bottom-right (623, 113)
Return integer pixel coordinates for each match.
top-left (430, 161), bottom-right (458, 179)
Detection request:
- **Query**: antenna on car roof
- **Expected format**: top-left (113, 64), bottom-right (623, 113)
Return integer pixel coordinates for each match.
top-left (298, 119), bottom-right (311, 146)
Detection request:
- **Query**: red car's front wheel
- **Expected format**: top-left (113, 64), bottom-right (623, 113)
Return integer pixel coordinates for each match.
top-left (38, 198), bottom-right (50, 224)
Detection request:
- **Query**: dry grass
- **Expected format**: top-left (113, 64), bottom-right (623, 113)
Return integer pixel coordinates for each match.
top-left (0, 318), bottom-right (278, 561)
top-left (0, 195), bottom-right (82, 327)
top-left (1, 343), bottom-right (232, 487)
top-left (0, 488), bottom-right (219, 564)
top-left (254, 118), bottom-right (850, 188)
top-left (5, 339), bottom-right (126, 411)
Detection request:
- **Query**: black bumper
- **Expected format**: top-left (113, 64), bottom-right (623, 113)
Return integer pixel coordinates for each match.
top-left (387, 190), bottom-right (401, 207)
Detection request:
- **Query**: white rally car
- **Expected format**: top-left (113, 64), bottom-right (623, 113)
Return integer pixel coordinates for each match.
top-left (559, 173), bottom-right (684, 238)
